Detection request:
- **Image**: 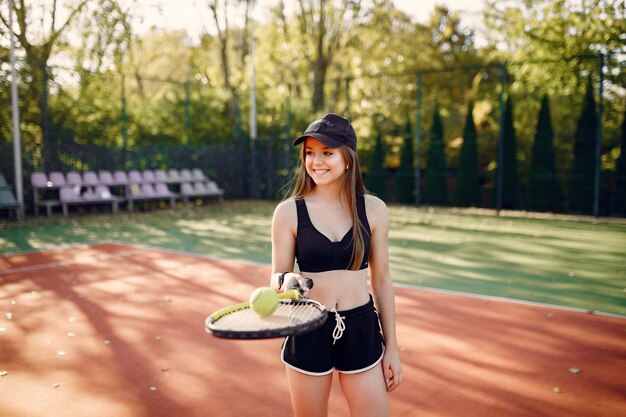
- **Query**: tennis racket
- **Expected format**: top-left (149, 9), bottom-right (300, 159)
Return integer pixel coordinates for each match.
top-left (205, 278), bottom-right (327, 339)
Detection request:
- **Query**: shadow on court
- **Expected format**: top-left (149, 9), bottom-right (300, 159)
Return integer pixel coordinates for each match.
top-left (0, 243), bottom-right (624, 417)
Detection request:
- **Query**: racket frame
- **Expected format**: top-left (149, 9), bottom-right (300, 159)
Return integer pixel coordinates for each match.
top-left (205, 288), bottom-right (328, 339)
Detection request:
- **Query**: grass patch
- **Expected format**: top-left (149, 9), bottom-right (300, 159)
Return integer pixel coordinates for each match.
top-left (2, 201), bottom-right (625, 315)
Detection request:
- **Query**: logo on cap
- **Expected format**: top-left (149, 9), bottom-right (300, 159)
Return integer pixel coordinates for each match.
top-left (293, 113), bottom-right (357, 151)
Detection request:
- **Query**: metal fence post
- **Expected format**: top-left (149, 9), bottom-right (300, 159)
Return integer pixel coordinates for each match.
top-left (185, 81), bottom-right (191, 146)
top-left (496, 62), bottom-right (506, 215)
top-left (593, 53), bottom-right (605, 217)
top-left (120, 74), bottom-right (128, 169)
top-left (284, 93), bottom-right (292, 190)
top-left (264, 138), bottom-right (271, 199)
top-left (9, 0), bottom-right (24, 219)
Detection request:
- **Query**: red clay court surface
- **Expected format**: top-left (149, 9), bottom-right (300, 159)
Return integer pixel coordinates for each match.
top-left (0, 242), bottom-right (624, 417)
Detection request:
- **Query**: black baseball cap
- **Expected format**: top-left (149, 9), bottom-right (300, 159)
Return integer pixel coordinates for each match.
top-left (293, 113), bottom-right (357, 151)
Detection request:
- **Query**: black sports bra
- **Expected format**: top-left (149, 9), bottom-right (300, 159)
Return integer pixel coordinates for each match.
top-left (295, 194), bottom-right (371, 273)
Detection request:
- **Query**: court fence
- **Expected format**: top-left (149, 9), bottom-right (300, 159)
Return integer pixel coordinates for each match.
top-left (1, 54), bottom-right (624, 217)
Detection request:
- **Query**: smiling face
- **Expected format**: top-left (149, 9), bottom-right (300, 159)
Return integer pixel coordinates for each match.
top-left (304, 137), bottom-right (348, 187)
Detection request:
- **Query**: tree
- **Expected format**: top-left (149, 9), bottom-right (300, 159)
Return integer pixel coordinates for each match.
top-left (499, 96), bottom-right (519, 209)
top-left (455, 102), bottom-right (480, 207)
top-left (122, 29), bottom-right (193, 146)
top-left (206, 0), bottom-right (252, 129)
top-left (567, 79), bottom-right (597, 213)
top-left (423, 108), bottom-right (448, 205)
top-left (272, 0), bottom-right (370, 112)
top-left (366, 132), bottom-right (386, 200)
top-left (613, 105), bottom-right (626, 216)
top-left (0, 0), bottom-right (128, 170)
top-left (394, 119), bottom-right (414, 204)
top-left (526, 95), bottom-right (560, 212)
top-left (484, 0), bottom-right (625, 193)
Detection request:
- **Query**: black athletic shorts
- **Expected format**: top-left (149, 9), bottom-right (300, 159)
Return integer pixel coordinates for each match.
top-left (281, 295), bottom-right (384, 376)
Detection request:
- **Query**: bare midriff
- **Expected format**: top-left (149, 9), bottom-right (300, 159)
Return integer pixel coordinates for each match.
top-left (299, 269), bottom-right (370, 310)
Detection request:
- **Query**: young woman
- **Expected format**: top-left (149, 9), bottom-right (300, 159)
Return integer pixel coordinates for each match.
top-left (269, 113), bottom-right (402, 417)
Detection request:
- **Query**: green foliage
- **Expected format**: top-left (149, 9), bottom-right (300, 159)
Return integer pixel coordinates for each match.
top-left (1, 0), bottom-right (624, 215)
top-left (423, 108), bottom-right (448, 205)
top-left (499, 97), bottom-right (519, 209)
top-left (455, 102), bottom-right (480, 207)
top-left (393, 120), bottom-right (415, 204)
top-left (567, 79), bottom-right (598, 214)
top-left (526, 95), bottom-right (560, 212)
top-left (366, 133), bottom-right (387, 200)
top-left (484, 0), bottom-right (624, 191)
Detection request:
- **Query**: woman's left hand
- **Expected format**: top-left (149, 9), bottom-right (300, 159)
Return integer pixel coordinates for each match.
top-left (382, 347), bottom-right (403, 392)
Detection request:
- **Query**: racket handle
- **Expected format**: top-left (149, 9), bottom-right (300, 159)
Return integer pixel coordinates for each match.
top-left (287, 277), bottom-right (313, 291)
top-left (280, 277), bottom-right (313, 300)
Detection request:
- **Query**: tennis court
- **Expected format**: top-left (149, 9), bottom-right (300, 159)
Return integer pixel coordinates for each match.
top-left (1, 242), bottom-right (624, 417)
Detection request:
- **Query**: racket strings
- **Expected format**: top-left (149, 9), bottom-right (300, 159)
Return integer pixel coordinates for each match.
top-left (213, 301), bottom-right (323, 331)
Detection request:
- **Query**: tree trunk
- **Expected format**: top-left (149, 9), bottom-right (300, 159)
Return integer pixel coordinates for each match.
top-left (312, 59), bottom-right (328, 112)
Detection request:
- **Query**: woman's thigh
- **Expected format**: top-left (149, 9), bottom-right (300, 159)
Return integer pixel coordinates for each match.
top-left (285, 367), bottom-right (333, 417)
top-left (338, 364), bottom-right (389, 417)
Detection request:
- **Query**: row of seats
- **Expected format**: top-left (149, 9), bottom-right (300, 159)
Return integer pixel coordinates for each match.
top-left (33, 168), bottom-right (210, 189)
top-left (31, 168), bottom-right (224, 217)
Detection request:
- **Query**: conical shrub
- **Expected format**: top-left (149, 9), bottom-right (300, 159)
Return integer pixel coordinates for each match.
top-left (454, 102), bottom-right (480, 207)
top-left (526, 95), bottom-right (560, 212)
top-left (423, 108), bottom-right (448, 205)
top-left (394, 120), bottom-right (415, 204)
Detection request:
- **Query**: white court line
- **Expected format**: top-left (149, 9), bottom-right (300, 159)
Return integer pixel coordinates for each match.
top-left (393, 282), bottom-right (626, 320)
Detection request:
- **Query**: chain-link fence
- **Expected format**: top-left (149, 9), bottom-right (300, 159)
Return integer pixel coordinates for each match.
top-left (1, 54), bottom-right (624, 217)
top-left (409, 54), bottom-right (624, 217)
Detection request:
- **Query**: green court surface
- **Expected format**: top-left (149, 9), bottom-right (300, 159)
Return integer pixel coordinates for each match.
top-left (1, 201), bottom-right (625, 315)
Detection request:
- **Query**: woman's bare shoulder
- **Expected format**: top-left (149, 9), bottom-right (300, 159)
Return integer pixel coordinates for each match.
top-left (273, 198), bottom-right (298, 222)
top-left (363, 193), bottom-right (388, 215)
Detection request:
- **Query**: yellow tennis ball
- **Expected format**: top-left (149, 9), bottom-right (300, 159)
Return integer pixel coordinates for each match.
top-left (249, 287), bottom-right (279, 317)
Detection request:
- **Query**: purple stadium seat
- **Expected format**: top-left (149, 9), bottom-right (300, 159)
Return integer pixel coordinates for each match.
top-left (153, 169), bottom-right (168, 183)
top-left (154, 183), bottom-right (176, 197)
top-left (31, 172), bottom-right (50, 189)
top-left (180, 182), bottom-right (193, 196)
top-left (98, 171), bottom-right (115, 186)
top-left (59, 184), bottom-right (121, 217)
top-left (206, 181), bottom-right (224, 195)
top-left (95, 185), bottom-right (121, 202)
top-left (31, 172), bottom-right (60, 216)
top-left (193, 181), bottom-right (209, 194)
top-left (113, 170), bottom-right (129, 185)
top-left (48, 171), bottom-right (67, 187)
top-left (128, 170), bottom-right (143, 184)
top-left (192, 168), bottom-right (207, 181)
top-left (60, 186), bottom-right (82, 203)
top-left (179, 180), bottom-right (223, 207)
top-left (140, 183), bottom-right (156, 197)
top-left (83, 171), bottom-right (99, 186)
top-left (167, 169), bottom-right (181, 183)
top-left (142, 170), bottom-right (156, 183)
top-left (66, 171), bottom-right (83, 186)
top-left (179, 169), bottom-right (193, 182)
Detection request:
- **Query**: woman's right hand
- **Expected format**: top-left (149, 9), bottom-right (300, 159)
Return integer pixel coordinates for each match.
top-left (279, 272), bottom-right (311, 293)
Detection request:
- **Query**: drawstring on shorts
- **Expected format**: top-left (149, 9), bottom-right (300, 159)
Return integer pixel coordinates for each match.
top-left (330, 308), bottom-right (346, 345)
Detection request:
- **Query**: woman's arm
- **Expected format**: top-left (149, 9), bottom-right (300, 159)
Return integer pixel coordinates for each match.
top-left (269, 199), bottom-right (302, 291)
top-left (366, 195), bottom-right (403, 392)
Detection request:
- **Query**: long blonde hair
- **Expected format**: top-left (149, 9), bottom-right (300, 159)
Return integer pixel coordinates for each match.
top-left (289, 144), bottom-right (369, 270)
